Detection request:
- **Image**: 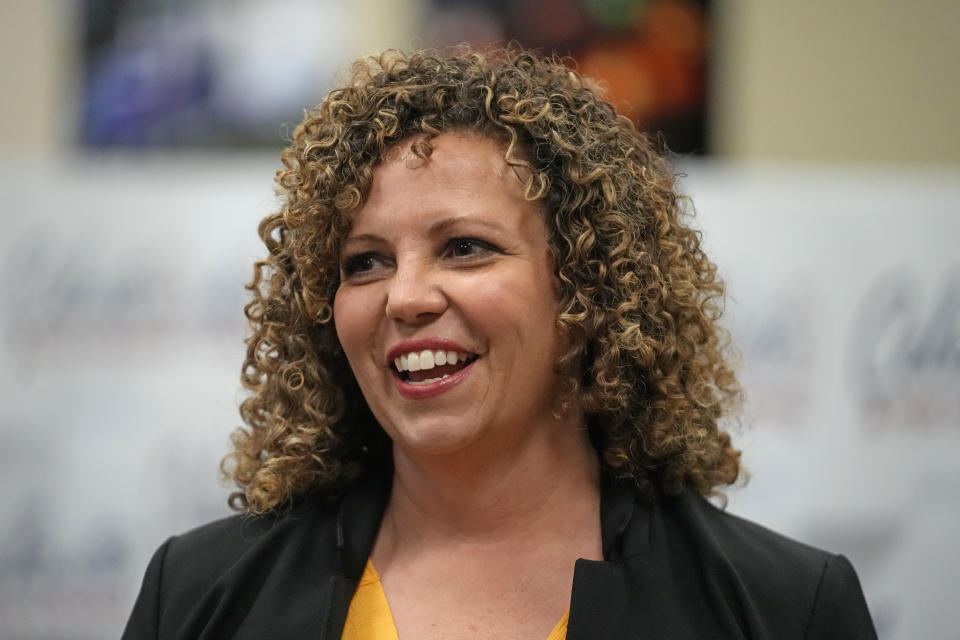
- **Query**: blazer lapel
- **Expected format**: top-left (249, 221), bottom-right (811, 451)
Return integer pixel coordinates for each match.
top-left (319, 461), bottom-right (393, 640)
top-left (566, 476), bottom-right (654, 639)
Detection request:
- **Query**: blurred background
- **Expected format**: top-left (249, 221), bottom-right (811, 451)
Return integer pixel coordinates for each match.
top-left (0, 0), bottom-right (957, 637)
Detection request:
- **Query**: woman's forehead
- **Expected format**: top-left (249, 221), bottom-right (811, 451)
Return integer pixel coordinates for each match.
top-left (380, 132), bottom-right (517, 181)
top-left (345, 133), bottom-right (544, 240)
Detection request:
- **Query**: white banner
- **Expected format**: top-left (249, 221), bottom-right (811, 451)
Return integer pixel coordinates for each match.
top-left (0, 156), bottom-right (956, 638)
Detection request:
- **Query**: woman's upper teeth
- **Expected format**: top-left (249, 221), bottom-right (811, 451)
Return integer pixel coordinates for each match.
top-left (395, 350), bottom-right (470, 372)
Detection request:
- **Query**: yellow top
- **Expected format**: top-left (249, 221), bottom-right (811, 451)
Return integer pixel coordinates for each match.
top-left (342, 559), bottom-right (569, 640)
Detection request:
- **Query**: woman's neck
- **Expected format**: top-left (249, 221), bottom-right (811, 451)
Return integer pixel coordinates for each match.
top-left (370, 414), bottom-right (603, 640)
top-left (373, 414), bottom-right (602, 561)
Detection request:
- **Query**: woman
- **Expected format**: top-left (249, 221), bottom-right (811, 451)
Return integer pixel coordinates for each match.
top-left (124, 49), bottom-right (877, 639)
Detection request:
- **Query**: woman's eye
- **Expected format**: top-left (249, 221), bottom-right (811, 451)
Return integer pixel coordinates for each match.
top-left (340, 252), bottom-right (386, 278)
top-left (445, 238), bottom-right (497, 259)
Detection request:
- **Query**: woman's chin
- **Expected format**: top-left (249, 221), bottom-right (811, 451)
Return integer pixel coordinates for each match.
top-left (389, 422), bottom-right (485, 459)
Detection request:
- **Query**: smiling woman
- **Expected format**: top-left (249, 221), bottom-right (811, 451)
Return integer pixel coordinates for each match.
top-left (333, 133), bottom-right (567, 460)
top-left (123, 48), bottom-right (878, 639)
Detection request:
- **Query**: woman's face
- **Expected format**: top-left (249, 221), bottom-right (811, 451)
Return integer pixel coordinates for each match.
top-left (333, 133), bottom-right (566, 457)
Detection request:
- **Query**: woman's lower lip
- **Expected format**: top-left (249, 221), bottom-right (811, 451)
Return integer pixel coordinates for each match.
top-left (392, 360), bottom-right (475, 399)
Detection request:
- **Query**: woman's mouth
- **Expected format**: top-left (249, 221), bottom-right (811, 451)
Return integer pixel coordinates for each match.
top-left (392, 349), bottom-right (478, 385)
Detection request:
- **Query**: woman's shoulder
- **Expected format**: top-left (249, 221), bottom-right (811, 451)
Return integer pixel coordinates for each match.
top-left (663, 490), bottom-right (834, 567)
top-left (163, 493), bottom-right (340, 568)
top-left (647, 490), bottom-right (876, 638)
top-left (123, 494), bottom-right (344, 639)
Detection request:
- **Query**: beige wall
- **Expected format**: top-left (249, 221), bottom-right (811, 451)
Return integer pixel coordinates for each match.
top-left (713, 0), bottom-right (960, 164)
top-left (2, 0), bottom-right (958, 164)
top-left (0, 1), bottom-right (74, 154)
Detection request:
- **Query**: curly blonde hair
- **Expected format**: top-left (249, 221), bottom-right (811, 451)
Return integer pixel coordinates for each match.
top-left (223, 47), bottom-right (741, 514)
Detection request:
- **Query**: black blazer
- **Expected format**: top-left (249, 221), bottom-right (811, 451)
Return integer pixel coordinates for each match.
top-left (123, 469), bottom-right (877, 639)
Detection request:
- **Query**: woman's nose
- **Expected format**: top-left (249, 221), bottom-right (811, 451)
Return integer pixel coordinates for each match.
top-left (384, 259), bottom-right (447, 325)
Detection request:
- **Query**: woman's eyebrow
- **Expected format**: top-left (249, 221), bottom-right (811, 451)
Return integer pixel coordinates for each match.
top-left (429, 216), bottom-right (505, 235)
top-left (341, 217), bottom-right (507, 250)
top-left (341, 232), bottom-right (386, 247)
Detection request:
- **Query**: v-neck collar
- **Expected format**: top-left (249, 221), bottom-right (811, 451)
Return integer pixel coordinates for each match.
top-left (321, 460), bottom-right (653, 640)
